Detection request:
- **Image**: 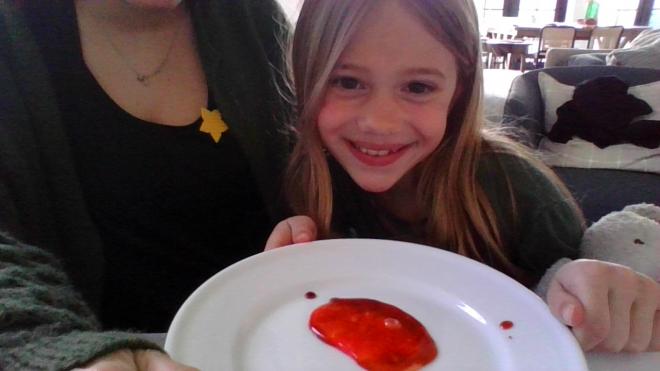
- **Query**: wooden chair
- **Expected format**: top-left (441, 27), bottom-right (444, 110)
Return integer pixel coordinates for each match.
top-left (587, 26), bottom-right (624, 49)
top-left (534, 26), bottom-right (576, 68)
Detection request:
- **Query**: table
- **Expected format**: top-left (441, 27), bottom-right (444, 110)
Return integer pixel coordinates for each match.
top-left (483, 39), bottom-right (534, 72)
top-left (487, 24), bottom-right (650, 45)
top-left (142, 332), bottom-right (660, 370)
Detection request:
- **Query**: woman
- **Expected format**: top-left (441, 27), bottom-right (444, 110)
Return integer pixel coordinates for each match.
top-left (0, 0), bottom-right (291, 369)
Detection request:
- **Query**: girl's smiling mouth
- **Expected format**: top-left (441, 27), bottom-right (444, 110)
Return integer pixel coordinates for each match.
top-left (346, 139), bottom-right (413, 166)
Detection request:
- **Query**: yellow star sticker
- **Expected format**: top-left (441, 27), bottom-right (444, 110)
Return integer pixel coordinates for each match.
top-left (199, 108), bottom-right (229, 143)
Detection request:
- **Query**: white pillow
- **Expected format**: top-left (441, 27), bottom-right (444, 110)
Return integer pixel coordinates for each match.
top-left (536, 72), bottom-right (660, 174)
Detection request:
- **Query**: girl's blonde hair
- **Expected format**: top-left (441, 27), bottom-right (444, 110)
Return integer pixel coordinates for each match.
top-left (285, 0), bottom-right (582, 279)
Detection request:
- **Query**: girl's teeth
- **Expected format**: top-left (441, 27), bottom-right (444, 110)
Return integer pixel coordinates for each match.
top-left (358, 147), bottom-right (393, 157)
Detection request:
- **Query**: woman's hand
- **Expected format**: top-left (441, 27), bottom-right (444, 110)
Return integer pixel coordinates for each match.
top-left (73, 349), bottom-right (197, 371)
top-left (546, 259), bottom-right (660, 352)
top-left (265, 216), bottom-right (318, 251)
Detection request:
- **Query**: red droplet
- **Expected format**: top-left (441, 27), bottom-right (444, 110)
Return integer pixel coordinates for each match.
top-left (500, 320), bottom-right (514, 330)
top-left (309, 298), bottom-right (438, 371)
top-left (305, 291), bottom-right (317, 299)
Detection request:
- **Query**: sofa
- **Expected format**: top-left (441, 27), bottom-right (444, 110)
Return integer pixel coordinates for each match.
top-left (503, 66), bottom-right (660, 223)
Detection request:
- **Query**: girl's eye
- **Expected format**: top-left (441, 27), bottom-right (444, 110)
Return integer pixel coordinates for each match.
top-left (405, 82), bottom-right (435, 94)
top-left (331, 77), bottom-right (363, 90)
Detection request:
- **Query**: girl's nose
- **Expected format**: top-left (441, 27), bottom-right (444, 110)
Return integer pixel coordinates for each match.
top-left (356, 92), bottom-right (401, 134)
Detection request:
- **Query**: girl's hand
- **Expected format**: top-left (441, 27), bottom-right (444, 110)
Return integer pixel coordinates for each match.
top-left (264, 216), bottom-right (318, 251)
top-left (546, 259), bottom-right (660, 352)
top-left (73, 349), bottom-right (198, 371)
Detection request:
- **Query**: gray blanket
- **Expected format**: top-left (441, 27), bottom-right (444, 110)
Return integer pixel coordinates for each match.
top-left (607, 28), bottom-right (660, 69)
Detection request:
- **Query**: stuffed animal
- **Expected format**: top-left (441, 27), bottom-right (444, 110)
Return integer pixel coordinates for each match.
top-left (546, 76), bottom-right (660, 149)
top-left (580, 203), bottom-right (660, 282)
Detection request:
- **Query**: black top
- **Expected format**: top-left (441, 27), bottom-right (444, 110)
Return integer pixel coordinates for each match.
top-left (26, 2), bottom-right (269, 331)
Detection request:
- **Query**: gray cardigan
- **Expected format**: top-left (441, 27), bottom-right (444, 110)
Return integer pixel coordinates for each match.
top-left (0, 0), bottom-right (291, 369)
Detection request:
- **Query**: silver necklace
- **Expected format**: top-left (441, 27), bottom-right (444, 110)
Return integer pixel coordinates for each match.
top-left (104, 21), bottom-right (182, 87)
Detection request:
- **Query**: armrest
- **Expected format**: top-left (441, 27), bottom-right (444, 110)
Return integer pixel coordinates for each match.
top-left (502, 73), bottom-right (545, 148)
top-left (545, 48), bottom-right (612, 67)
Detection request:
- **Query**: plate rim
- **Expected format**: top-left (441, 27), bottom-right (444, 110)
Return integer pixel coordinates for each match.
top-left (164, 238), bottom-right (588, 370)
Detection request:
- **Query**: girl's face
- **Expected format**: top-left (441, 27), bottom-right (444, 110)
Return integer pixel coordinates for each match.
top-left (317, 0), bottom-right (458, 194)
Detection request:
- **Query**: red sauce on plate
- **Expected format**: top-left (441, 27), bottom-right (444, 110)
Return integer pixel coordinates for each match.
top-left (309, 298), bottom-right (437, 371)
top-left (499, 320), bottom-right (514, 330)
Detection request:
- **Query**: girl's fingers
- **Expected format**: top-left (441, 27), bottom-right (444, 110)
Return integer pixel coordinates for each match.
top-left (650, 309), bottom-right (660, 351)
top-left (546, 278), bottom-right (586, 328)
top-left (287, 215), bottom-right (318, 244)
top-left (72, 349), bottom-right (135, 371)
top-left (593, 272), bottom-right (636, 352)
top-left (265, 220), bottom-right (295, 250)
top-left (548, 261), bottom-right (612, 350)
top-left (570, 285), bottom-right (611, 352)
top-left (73, 349), bottom-right (199, 371)
top-left (547, 260), bottom-right (660, 353)
top-left (551, 260), bottom-right (613, 351)
top-left (264, 216), bottom-right (317, 251)
top-left (624, 278), bottom-right (659, 352)
top-left (135, 350), bottom-right (199, 371)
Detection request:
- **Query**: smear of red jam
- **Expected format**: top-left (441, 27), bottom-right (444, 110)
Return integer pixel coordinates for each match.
top-left (305, 291), bottom-right (317, 299)
top-left (309, 298), bottom-right (437, 371)
top-left (500, 320), bottom-right (514, 330)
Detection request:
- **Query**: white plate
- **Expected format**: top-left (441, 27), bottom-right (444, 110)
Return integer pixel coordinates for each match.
top-left (165, 239), bottom-right (587, 371)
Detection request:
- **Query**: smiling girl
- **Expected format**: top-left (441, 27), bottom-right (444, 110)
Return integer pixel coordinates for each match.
top-left (268, 0), bottom-right (660, 353)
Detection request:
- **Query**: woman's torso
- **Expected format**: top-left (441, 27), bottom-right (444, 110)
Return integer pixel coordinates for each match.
top-left (23, 0), bottom-right (277, 331)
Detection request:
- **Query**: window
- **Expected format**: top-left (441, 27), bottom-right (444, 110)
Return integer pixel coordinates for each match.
top-left (279, 0), bottom-right (656, 28)
top-left (651, 6), bottom-right (660, 27)
top-left (474, 0), bottom-right (566, 31)
top-left (636, 0), bottom-right (658, 26)
top-left (597, 0), bottom-right (641, 25)
top-left (519, 0), bottom-right (561, 24)
top-left (584, 0), bottom-right (657, 26)
top-left (474, 0), bottom-right (506, 29)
